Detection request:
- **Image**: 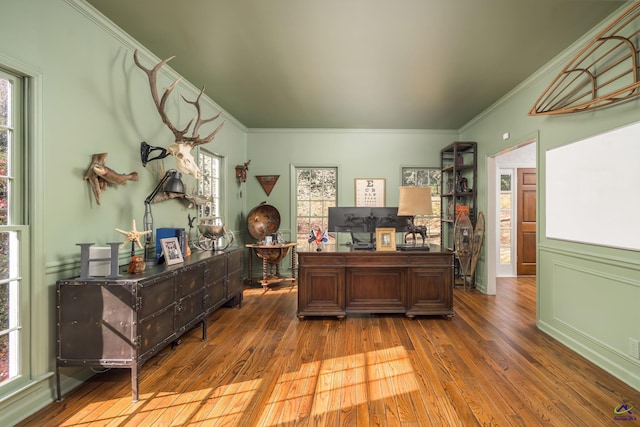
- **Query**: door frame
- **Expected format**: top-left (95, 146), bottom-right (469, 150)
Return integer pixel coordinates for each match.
top-left (486, 137), bottom-right (537, 295)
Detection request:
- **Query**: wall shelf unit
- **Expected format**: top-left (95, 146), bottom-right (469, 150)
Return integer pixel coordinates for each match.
top-left (440, 141), bottom-right (477, 286)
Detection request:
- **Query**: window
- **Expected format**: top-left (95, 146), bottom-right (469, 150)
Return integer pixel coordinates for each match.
top-left (197, 149), bottom-right (222, 225)
top-left (0, 69), bottom-right (28, 391)
top-left (499, 169), bottom-right (514, 275)
top-left (401, 167), bottom-right (441, 245)
top-left (295, 168), bottom-right (336, 251)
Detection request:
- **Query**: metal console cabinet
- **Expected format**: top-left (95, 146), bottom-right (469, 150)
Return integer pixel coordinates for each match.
top-left (55, 247), bottom-right (242, 401)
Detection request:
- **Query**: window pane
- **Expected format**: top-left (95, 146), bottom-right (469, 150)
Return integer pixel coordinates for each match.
top-left (0, 129), bottom-right (8, 176)
top-left (0, 78), bottom-right (9, 128)
top-left (0, 282), bottom-right (7, 331)
top-left (0, 333), bottom-right (8, 383)
top-left (500, 174), bottom-right (511, 191)
top-left (500, 209), bottom-right (511, 226)
top-left (500, 247), bottom-right (511, 264)
top-left (297, 200), bottom-right (310, 216)
top-left (500, 229), bottom-right (511, 245)
top-left (0, 179), bottom-right (7, 225)
top-left (500, 193), bottom-right (511, 209)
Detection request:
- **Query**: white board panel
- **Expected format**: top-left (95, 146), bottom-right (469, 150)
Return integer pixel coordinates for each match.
top-left (546, 121), bottom-right (640, 251)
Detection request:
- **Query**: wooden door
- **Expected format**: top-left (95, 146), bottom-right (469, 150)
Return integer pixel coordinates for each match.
top-left (517, 168), bottom-right (536, 275)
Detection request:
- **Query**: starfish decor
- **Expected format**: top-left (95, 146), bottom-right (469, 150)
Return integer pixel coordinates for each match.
top-left (115, 219), bottom-right (152, 250)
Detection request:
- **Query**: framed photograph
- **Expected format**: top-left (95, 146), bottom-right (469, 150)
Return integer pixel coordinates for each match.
top-left (355, 178), bottom-right (385, 207)
top-left (160, 237), bottom-right (184, 265)
top-left (375, 228), bottom-right (396, 251)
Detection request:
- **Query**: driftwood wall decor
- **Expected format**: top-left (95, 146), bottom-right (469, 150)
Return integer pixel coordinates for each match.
top-left (84, 153), bottom-right (138, 205)
top-left (530, 2), bottom-right (640, 116)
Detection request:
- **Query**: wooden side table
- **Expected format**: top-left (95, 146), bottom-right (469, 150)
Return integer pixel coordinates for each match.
top-left (245, 242), bottom-right (297, 289)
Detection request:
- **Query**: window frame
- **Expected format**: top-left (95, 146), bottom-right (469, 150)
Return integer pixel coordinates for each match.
top-left (401, 166), bottom-right (442, 246)
top-left (197, 148), bottom-right (224, 226)
top-left (0, 67), bottom-right (31, 396)
top-left (293, 166), bottom-right (337, 251)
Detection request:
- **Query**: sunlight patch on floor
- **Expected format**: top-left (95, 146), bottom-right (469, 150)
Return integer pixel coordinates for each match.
top-left (256, 345), bottom-right (418, 425)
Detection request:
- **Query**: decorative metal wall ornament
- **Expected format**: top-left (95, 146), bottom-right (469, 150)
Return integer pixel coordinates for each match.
top-left (530, 2), bottom-right (640, 116)
top-left (256, 175), bottom-right (280, 196)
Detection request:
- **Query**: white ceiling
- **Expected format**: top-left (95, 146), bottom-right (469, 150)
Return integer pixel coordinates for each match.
top-left (85, 0), bottom-right (626, 130)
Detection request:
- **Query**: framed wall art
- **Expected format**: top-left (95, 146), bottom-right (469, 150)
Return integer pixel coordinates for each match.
top-left (355, 178), bottom-right (385, 207)
top-left (160, 237), bottom-right (184, 265)
top-left (375, 228), bottom-right (396, 251)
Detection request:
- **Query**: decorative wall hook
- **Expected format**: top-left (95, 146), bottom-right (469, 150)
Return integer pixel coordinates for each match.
top-left (235, 160), bottom-right (251, 183)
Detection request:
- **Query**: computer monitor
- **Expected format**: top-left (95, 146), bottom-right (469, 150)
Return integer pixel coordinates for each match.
top-left (328, 207), bottom-right (412, 248)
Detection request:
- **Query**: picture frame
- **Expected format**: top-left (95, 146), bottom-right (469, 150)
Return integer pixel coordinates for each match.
top-left (375, 228), bottom-right (396, 251)
top-left (355, 178), bottom-right (385, 207)
top-left (160, 237), bottom-right (184, 265)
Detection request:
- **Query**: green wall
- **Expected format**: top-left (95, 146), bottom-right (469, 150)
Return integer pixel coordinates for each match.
top-left (245, 128), bottom-right (456, 242)
top-left (459, 3), bottom-right (640, 391)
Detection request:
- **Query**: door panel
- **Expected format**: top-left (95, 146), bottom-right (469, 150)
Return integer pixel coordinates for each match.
top-left (517, 168), bottom-right (536, 275)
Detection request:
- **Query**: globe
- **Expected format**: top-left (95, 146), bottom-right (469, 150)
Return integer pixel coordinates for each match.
top-left (247, 203), bottom-right (281, 240)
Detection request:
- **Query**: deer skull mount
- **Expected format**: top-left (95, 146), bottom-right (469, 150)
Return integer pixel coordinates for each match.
top-left (133, 50), bottom-right (224, 179)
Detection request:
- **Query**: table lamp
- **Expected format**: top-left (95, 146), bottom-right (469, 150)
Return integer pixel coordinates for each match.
top-left (143, 170), bottom-right (185, 263)
top-left (397, 186), bottom-right (433, 250)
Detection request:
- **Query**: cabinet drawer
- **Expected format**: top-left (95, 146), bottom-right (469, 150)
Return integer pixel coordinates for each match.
top-left (227, 249), bottom-right (242, 272)
top-left (139, 274), bottom-right (176, 320)
top-left (176, 289), bottom-right (205, 332)
top-left (204, 277), bottom-right (226, 311)
top-left (298, 254), bottom-right (344, 266)
top-left (139, 306), bottom-right (176, 357)
top-left (227, 268), bottom-right (242, 296)
top-left (178, 262), bottom-right (205, 298)
top-left (206, 256), bottom-right (226, 285)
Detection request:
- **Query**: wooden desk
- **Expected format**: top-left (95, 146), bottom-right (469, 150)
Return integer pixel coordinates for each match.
top-left (246, 242), bottom-right (297, 289)
top-left (297, 246), bottom-right (454, 319)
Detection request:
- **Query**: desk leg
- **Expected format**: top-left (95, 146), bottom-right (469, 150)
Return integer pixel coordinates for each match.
top-left (291, 246), bottom-right (297, 280)
top-left (261, 257), bottom-right (269, 289)
top-left (246, 248), bottom-right (253, 286)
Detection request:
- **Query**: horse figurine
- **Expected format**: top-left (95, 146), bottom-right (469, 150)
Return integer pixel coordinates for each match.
top-left (404, 219), bottom-right (428, 244)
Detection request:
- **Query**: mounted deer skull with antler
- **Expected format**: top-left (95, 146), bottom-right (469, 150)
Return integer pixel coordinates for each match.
top-left (133, 50), bottom-right (224, 179)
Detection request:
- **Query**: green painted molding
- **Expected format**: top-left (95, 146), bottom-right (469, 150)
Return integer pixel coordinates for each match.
top-left (538, 244), bottom-right (640, 272)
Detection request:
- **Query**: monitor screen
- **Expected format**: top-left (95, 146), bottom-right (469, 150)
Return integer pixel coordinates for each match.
top-left (328, 207), bottom-right (411, 232)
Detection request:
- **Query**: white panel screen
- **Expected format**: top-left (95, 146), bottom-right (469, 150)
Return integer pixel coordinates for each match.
top-left (546, 121), bottom-right (640, 251)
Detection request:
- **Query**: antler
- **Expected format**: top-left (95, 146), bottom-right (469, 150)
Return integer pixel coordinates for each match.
top-left (181, 90), bottom-right (225, 147)
top-left (133, 50), bottom-right (225, 178)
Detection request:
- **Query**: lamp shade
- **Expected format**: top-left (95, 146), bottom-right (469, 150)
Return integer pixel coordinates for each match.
top-left (397, 186), bottom-right (433, 216)
top-left (164, 171), bottom-right (185, 194)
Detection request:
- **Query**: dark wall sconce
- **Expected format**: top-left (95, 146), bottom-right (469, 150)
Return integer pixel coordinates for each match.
top-left (235, 160), bottom-right (251, 183)
top-left (140, 141), bottom-right (170, 166)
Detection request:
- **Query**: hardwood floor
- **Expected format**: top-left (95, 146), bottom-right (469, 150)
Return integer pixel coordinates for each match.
top-left (19, 277), bottom-right (639, 426)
